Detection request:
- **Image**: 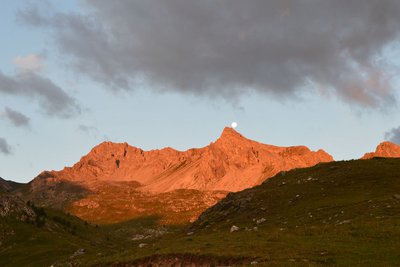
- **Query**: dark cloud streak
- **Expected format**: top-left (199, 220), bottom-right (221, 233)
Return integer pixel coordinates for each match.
top-left (0, 71), bottom-right (80, 118)
top-left (18, 0), bottom-right (400, 107)
top-left (3, 107), bottom-right (30, 127)
top-left (0, 138), bottom-right (11, 155)
top-left (77, 124), bottom-right (98, 135)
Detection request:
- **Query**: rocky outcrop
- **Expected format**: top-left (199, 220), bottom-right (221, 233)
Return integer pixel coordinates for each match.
top-left (0, 195), bottom-right (36, 221)
top-left (362, 141), bottom-right (400, 159)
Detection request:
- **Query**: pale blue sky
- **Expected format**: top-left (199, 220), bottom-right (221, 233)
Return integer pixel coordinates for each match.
top-left (1, 1), bottom-right (400, 183)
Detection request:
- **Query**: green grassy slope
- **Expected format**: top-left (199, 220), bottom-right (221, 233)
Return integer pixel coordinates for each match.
top-left (0, 198), bottom-right (181, 267)
top-left (2, 158), bottom-right (400, 266)
top-left (83, 158), bottom-right (400, 266)
top-left (0, 197), bottom-right (122, 267)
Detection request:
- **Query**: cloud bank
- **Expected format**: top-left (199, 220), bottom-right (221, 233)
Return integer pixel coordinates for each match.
top-left (0, 71), bottom-right (80, 118)
top-left (385, 126), bottom-right (400, 144)
top-left (19, 0), bottom-right (400, 107)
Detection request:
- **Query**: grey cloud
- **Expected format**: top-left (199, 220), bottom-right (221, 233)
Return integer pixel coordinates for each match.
top-left (77, 124), bottom-right (98, 136)
top-left (0, 71), bottom-right (80, 118)
top-left (18, 0), bottom-right (400, 107)
top-left (2, 107), bottom-right (30, 127)
top-left (385, 126), bottom-right (400, 144)
top-left (0, 138), bottom-right (11, 155)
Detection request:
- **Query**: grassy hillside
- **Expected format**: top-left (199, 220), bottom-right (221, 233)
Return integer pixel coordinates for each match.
top-left (84, 158), bottom-right (400, 266)
top-left (0, 195), bottom-right (185, 266)
top-left (2, 158), bottom-right (400, 266)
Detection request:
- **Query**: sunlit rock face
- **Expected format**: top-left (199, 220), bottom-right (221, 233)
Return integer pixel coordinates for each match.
top-left (27, 127), bottom-right (333, 224)
top-left (33, 127), bottom-right (333, 193)
top-left (362, 141), bottom-right (400, 159)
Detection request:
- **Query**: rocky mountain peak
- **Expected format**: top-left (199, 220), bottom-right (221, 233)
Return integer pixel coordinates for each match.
top-left (213, 127), bottom-right (259, 151)
top-left (31, 128), bottom-right (333, 193)
top-left (218, 127), bottom-right (244, 140)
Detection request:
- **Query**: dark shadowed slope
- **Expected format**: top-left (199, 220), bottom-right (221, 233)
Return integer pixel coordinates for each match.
top-left (0, 177), bottom-right (22, 193)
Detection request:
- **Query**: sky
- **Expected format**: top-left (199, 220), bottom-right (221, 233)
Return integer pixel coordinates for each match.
top-left (1, 0), bottom-right (400, 183)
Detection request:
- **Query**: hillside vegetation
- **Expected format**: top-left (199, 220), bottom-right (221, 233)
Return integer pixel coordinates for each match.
top-left (1, 158), bottom-right (400, 266)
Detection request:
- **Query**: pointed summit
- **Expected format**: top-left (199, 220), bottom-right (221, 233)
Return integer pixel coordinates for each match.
top-left (213, 127), bottom-right (256, 150)
top-left (215, 127), bottom-right (252, 146)
top-left (219, 126), bottom-right (244, 139)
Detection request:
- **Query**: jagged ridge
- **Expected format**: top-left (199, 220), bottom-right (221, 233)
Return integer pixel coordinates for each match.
top-left (33, 127), bottom-right (333, 193)
top-left (24, 127), bottom-right (333, 224)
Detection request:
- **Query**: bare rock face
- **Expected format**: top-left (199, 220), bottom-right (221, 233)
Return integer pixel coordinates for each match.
top-left (362, 141), bottom-right (400, 159)
top-left (27, 128), bottom-right (333, 224)
top-left (32, 127), bottom-right (333, 193)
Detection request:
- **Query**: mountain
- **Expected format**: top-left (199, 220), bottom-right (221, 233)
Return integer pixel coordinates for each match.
top-left (362, 141), bottom-right (400, 159)
top-left (24, 127), bottom-right (332, 224)
top-left (31, 127), bottom-right (332, 192)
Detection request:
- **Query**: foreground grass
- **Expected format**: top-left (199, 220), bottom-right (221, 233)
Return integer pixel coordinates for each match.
top-left (87, 158), bottom-right (400, 266)
top-left (1, 158), bottom-right (400, 266)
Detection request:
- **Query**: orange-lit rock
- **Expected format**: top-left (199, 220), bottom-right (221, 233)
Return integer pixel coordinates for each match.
top-left (34, 127), bottom-right (333, 193)
top-left (362, 141), bottom-right (400, 159)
